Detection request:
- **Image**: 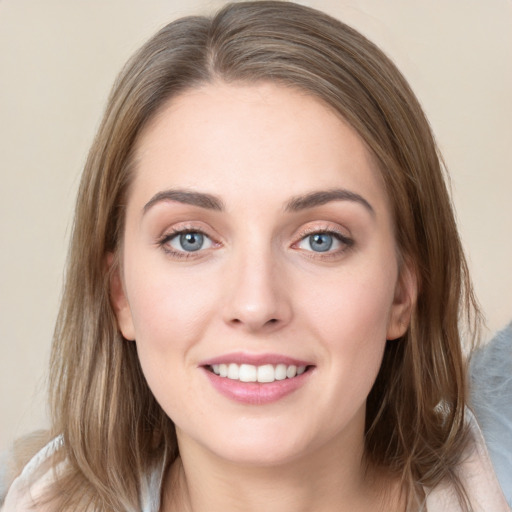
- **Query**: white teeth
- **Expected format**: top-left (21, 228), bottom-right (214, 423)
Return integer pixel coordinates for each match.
top-left (210, 363), bottom-right (308, 383)
top-left (227, 363), bottom-right (239, 380)
top-left (286, 365), bottom-right (297, 378)
top-left (257, 364), bottom-right (275, 383)
top-left (219, 364), bottom-right (228, 377)
top-left (275, 364), bottom-right (287, 380)
top-left (239, 364), bottom-right (257, 382)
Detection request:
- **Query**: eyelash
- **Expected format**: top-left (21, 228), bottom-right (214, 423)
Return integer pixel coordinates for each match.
top-left (292, 227), bottom-right (354, 259)
top-left (157, 226), bottom-right (354, 260)
top-left (157, 227), bottom-right (216, 259)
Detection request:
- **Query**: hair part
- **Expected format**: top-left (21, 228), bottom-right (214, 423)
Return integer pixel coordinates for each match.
top-left (37, 2), bottom-right (482, 509)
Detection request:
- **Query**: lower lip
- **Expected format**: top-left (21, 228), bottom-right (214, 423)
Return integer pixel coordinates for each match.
top-left (202, 368), bottom-right (312, 405)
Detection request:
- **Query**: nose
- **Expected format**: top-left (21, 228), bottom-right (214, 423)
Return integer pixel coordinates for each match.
top-left (222, 247), bottom-right (293, 333)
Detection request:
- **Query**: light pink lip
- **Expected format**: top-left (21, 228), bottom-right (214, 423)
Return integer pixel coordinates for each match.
top-left (202, 367), bottom-right (313, 405)
top-left (199, 352), bottom-right (313, 368)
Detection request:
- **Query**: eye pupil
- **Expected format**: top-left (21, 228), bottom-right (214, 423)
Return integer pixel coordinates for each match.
top-left (180, 232), bottom-right (204, 251)
top-left (309, 233), bottom-right (333, 252)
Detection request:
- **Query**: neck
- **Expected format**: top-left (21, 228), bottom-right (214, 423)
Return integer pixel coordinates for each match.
top-left (162, 427), bottom-right (403, 512)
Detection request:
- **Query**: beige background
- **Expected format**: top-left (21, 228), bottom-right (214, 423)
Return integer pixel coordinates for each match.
top-left (1, 0), bottom-right (511, 455)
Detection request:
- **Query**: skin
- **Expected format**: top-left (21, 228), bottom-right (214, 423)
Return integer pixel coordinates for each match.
top-left (111, 82), bottom-right (416, 512)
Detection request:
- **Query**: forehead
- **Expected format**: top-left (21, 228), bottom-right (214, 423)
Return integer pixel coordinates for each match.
top-left (130, 81), bottom-right (389, 214)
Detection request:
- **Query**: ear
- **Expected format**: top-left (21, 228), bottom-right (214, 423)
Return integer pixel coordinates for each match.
top-left (107, 252), bottom-right (136, 341)
top-left (386, 259), bottom-right (418, 341)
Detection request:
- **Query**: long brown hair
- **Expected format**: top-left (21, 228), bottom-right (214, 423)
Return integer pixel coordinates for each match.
top-left (38, 1), bottom-right (480, 509)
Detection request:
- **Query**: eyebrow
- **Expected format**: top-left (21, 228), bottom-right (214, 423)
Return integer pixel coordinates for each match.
top-left (285, 189), bottom-right (375, 215)
top-left (142, 187), bottom-right (374, 216)
top-left (143, 189), bottom-right (224, 213)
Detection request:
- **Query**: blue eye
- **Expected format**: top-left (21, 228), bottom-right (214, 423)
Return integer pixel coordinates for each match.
top-left (168, 231), bottom-right (213, 252)
top-left (296, 231), bottom-right (352, 254)
top-left (308, 233), bottom-right (333, 252)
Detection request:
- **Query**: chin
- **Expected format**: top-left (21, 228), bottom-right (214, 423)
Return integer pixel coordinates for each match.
top-left (177, 416), bottom-right (335, 469)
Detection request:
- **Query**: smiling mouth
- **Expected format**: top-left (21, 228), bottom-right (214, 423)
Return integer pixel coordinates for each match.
top-left (206, 363), bottom-right (309, 383)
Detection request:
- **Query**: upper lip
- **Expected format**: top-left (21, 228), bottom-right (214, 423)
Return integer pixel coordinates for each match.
top-left (199, 352), bottom-right (313, 367)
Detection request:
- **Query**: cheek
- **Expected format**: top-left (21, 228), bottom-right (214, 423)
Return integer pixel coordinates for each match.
top-left (124, 266), bottom-right (219, 416)
top-left (305, 266), bottom-right (396, 342)
top-left (122, 257), bottom-right (222, 388)
top-left (301, 260), bottom-right (397, 387)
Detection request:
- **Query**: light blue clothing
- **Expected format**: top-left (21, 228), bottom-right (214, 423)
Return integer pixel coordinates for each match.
top-left (470, 322), bottom-right (512, 506)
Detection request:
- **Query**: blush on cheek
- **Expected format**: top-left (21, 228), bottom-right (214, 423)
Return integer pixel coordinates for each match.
top-left (129, 274), bottom-right (195, 333)
top-left (309, 277), bottom-right (393, 341)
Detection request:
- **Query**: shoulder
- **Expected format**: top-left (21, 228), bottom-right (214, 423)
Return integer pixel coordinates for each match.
top-left (1, 437), bottom-right (164, 512)
top-left (1, 436), bottom-right (63, 512)
top-left (470, 322), bottom-right (512, 505)
top-left (426, 410), bottom-right (511, 512)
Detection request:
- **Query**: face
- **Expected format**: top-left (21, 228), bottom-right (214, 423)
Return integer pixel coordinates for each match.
top-left (112, 82), bottom-right (415, 467)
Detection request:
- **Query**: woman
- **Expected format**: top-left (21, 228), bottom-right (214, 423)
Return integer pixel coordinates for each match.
top-left (2, 1), bottom-right (509, 511)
